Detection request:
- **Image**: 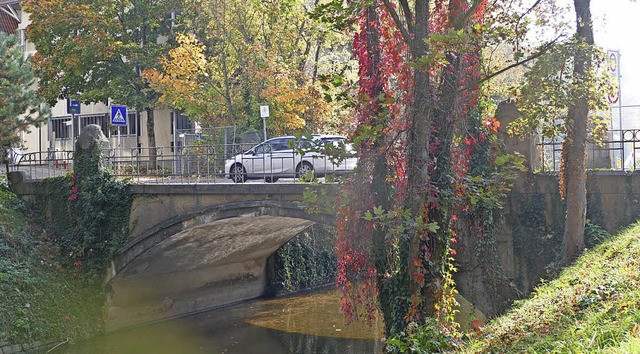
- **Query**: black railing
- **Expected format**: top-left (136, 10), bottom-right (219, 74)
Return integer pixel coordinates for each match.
top-left (537, 129), bottom-right (640, 172)
top-left (7, 143), bottom-right (357, 184)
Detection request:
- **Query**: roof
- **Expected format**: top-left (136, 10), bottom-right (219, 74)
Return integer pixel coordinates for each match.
top-left (0, 10), bottom-right (18, 34)
top-left (0, 0), bottom-right (20, 34)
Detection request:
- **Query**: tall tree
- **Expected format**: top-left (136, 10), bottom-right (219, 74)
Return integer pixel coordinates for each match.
top-left (321, 0), bottom-right (572, 337)
top-left (512, 0), bottom-right (611, 263)
top-left (22, 0), bottom-right (179, 166)
top-left (561, 0), bottom-right (594, 261)
top-left (331, 0), bottom-right (502, 335)
top-left (0, 32), bottom-right (48, 148)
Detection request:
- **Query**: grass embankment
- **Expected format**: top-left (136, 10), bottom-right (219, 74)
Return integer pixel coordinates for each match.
top-left (462, 222), bottom-right (640, 353)
top-left (0, 183), bottom-right (104, 346)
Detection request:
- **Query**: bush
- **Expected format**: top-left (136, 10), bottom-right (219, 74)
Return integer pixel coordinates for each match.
top-left (385, 319), bottom-right (458, 353)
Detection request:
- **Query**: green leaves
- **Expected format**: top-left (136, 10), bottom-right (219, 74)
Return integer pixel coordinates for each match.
top-left (23, 0), bottom-right (179, 110)
top-left (511, 39), bottom-right (614, 142)
top-left (0, 32), bottom-right (49, 146)
top-left (363, 205), bottom-right (439, 241)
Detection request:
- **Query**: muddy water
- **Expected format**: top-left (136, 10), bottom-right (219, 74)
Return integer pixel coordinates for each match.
top-left (56, 287), bottom-right (385, 353)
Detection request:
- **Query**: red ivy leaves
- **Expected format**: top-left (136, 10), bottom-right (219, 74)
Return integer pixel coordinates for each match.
top-left (337, 0), bottom-right (494, 329)
top-left (68, 172), bottom-right (78, 202)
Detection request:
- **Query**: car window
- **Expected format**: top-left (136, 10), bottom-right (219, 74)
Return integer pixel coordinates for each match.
top-left (296, 139), bottom-right (314, 150)
top-left (270, 138), bottom-right (294, 151)
top-left (254, 144), bottom-right (271, 154)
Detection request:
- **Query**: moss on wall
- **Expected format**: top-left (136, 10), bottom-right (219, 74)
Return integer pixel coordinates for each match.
top-left (267, 224), bottom-right (337, 296)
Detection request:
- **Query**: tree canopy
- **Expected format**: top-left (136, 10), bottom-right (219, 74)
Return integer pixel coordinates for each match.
top-left (143, 0), bottom-right (353, 135)
top-left (23, 0), bottom-right (180, 160)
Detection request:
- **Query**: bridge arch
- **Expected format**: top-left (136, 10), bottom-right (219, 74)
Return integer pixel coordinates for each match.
top-left (106, 194), bottom-right (336, 330)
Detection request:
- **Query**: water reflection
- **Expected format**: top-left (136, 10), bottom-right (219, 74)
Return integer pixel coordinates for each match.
top-left (56, 287), bottom-right (384, 354)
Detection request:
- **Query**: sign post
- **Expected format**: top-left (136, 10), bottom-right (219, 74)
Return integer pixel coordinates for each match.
top-left (66, 99), bottom-right (81, 152)
top-left (260, 105), bottom-right (269, 141)
top-left (607, 50), bottom-right (622, 130)
top-left (110, 105), bottom-right (127, 170)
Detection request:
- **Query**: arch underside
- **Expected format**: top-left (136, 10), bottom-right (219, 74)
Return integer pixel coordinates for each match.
top-left (106, 201), bottom-right (331, 331)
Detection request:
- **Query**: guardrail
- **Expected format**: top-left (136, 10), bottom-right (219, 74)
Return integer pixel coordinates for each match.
top-left (6, 143), bottom-right (356, 184)
top-left (537, 129), bottom-right (640, 172)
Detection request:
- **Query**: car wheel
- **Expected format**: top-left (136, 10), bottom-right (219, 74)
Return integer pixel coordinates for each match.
top-left (296, 161), bottom-right (314, 179)
top-left (265, 176), bottom-right (279, 183)
top-left (230, 164), bottom-right (247, 183)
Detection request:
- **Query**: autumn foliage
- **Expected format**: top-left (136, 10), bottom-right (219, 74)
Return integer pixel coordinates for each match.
top-left (330, 0), bottom-right (522, 337)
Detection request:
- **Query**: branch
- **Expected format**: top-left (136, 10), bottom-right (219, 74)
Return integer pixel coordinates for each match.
top-left (452, 0), bottom-right (485, 30)
top-left (381, 0), bottom-right (412, 45)
top-left (517, 0), bottom-right (544, 25)
top-left (461, 35), bottom-right (563, 93)
top-left (398, 0), bottom-right (413, 35)
top-left (515, 0), bottom-right (544, 52)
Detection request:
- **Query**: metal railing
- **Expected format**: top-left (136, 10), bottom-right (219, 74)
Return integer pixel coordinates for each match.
top-left (536, 129), bottom-right (640, 172)
top-left (7, 143), bottom-right (356, 184)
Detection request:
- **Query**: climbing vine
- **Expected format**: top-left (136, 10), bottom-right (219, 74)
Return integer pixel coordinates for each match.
top-left (268, 225), bottom-right (337, 295)
top-left (328, 0), bottom-right (510, 337)
top-left (35, 140), bottom-right (132, 272)
top-left (312, 0), bottom-right (562, 342)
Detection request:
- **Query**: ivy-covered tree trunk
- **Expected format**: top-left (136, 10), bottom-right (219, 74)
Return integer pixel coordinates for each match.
top-left (562, 0), bottom-right (594, 262)
top-left (404, 0), bottom-right (437, 322)
top-left (361, 4), bottom-right (402, 335)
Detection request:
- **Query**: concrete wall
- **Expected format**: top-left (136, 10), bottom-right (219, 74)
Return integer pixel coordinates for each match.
top-left (496, 171), bottom-right (640, 294)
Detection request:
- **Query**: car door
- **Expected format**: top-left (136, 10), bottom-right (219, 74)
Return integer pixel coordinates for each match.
top-left (267, 137), bottom-right (295, 175)
top-left (315, 137), bottom-right (344, 174)
top-left (243, 143), bottom-right (270, 176)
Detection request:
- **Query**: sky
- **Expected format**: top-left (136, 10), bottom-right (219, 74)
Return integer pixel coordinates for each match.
top-left (592, 1), bottom-right (640, 106)
top-left (591, 1), bottom-right (640, 128)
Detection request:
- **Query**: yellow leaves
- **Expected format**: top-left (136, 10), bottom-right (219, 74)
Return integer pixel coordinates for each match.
top-left (163, 33), bottom-right (208, 80)
top-left (261, 79), bottom-right (332, 135)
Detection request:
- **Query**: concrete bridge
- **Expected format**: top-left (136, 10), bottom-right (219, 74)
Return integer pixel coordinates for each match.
top-left (106, 183), bottom-right (338, 330)
top-left (8, 172), bottom-right (338, 330)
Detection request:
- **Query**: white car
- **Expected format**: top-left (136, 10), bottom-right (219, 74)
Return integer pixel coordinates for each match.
top-left (225, 135), bottom-right (357, 183)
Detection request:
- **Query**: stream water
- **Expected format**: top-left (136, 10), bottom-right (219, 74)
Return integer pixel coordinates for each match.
top-left (54, 287), bottom-right (385, 354)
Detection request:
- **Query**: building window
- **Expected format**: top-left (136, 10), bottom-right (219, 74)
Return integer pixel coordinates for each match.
top-left (80, 114), bottom-right (108, 137)
top-left (117, 111), bottom-right (139, 136)
top-left (52, 114), bottom-right (109, 141)
top-left (172, 111), bottom-right (193, 134)
top-left (51, 116), bottom-right (73, 140)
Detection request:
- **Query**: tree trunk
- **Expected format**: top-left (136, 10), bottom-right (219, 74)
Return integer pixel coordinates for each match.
top-left (405, 0), bottom-right (434, 319)
top-left (562, 0), bottom-right (594, 262)
top-left (146, 107), bottom-right (157, 168)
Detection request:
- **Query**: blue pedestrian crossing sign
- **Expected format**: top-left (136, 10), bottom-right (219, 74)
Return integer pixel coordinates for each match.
top-left (110, 105), bottom-right (127, 126)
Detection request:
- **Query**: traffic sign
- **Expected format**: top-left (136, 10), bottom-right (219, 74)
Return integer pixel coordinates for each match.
top-left (67, 99), bottom-right (80, 114)
top-left (110, 105), bottom-right (127, 126)
top-left (260, 105), bottom-right (270, 118)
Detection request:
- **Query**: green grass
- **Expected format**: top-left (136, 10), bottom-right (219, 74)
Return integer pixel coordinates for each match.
top-left (460, 222), bottom-right (640, 353)
top-left (0, 182), bottom-right (105, 345)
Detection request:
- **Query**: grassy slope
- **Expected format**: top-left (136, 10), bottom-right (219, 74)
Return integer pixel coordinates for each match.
top-left (461, 222), bottom-right (640, 353)
top-left (0, 183), bottom-right (104, 345)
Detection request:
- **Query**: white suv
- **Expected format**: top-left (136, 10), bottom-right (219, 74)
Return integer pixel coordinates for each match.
top-left (225, 135), bottom-right (357, 183)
